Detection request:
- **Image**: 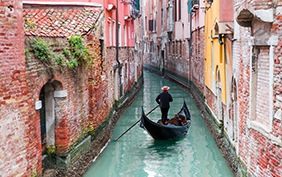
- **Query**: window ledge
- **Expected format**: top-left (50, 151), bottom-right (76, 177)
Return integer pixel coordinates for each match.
top-left (248, 120), bottom-right (282, 146)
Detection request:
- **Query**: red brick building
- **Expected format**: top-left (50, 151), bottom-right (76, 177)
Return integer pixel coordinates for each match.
top-left (0, 0), bottom-right (36, 176)
top-left (0, 1), bottom-right (143, 176)
top-left (234, 1), bottom-right (282, 176)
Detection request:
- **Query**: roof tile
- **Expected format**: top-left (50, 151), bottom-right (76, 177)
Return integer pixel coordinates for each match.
top-left (23, 8), bottom-right (102, 37)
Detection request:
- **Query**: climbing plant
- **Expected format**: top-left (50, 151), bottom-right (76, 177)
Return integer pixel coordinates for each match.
top-left (27, 35), bottom-right (94, 76)
top-left (32, 38), bottom-right (53, 63)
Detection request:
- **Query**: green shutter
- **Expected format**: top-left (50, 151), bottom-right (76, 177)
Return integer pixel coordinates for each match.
top-left (135, 0), bottom-right (140, 11)
top-left (188, 0), bottom-right (192, 13)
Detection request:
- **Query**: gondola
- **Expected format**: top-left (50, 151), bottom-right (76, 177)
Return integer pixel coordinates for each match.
top-left (140, 101), bottom-right (191, 140)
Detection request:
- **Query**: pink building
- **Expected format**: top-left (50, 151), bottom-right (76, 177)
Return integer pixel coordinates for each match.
top-left (143, 0), bottom-right (205, 92)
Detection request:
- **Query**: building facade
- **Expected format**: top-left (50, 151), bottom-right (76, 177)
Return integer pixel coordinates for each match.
top-left (0, 0), bottom-right (33, 176)
top-left (142, 0), bottom-right (194, 102)
top-left (142, 0), bottom-right (282, 176)
top-left (233, 1), bottom-right (282, 176)
top-left (204, 0), bottom-right (236, 153)
top-left (0, 0), bottom-right (142, 176)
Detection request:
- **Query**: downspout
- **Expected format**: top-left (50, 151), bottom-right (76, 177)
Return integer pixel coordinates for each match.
top-left (116, 0), bottom-right (123, 97)
top-left (189, 11), bottom-right (192, 86)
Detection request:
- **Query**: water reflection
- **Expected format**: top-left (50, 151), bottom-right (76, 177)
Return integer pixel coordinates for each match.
top-left (145, 137), bottom-right (185, 159)
top-left (83, 71), bottom-right (233, 177)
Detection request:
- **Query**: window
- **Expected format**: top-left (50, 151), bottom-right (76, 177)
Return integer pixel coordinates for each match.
top-left (180, 41), bottom-right (182, 57)
top-left (145, 16), bottom-right (147, 34)
top-left (174, 0), bottom-right (177, 21)
top-left (161, 9), bottom-right (163, 28)
top-left (109, 18), bottom-right (112, 46)
top-left (113, 21), bottom-right (116, 46)
top-left (149, 20), bottom-right (153, 31)
top-left (178, 0), bottom-right (181, 20)
top-left (250, 47), bottom-right (273, 132)
top-left (125, 63), bottom-right (127, 79)
top-left (211, 41), bottom-right (216, 93)
top-left (128, 26), bottom-right (130, 39)
top-left (99, 39), bottom-right (104, 73)
top-left (174, 0), bottom-right (181, 21)
top-left (124, 25), bottom-right (127, 46)
top-left (118, 23), bottom-right (121, 46)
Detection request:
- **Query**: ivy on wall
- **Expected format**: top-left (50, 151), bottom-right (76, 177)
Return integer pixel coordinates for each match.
top-left (26, 35), bottom-right (94, 76)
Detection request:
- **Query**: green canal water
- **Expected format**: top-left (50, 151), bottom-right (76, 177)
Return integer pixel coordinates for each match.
top-left (84, 71), bottom-right (233, 177)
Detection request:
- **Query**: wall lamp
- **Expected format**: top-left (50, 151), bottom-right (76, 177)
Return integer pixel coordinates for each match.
top-left (205, 0), bottom-right (213, 10)
top-left (211, 30), bottom-right (223, 45)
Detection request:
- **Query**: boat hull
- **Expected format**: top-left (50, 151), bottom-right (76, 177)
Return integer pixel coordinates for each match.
top-left (141, 101), bottom-right (191, 140)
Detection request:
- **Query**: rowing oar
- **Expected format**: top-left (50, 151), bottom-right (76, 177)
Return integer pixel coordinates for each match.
top-left (115, 105), bottom-right (159, 141)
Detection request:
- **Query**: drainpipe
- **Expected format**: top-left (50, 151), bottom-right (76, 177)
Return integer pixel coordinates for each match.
top-left (116, 0), bottom-right (123, 97)
top-left (188, 11), bottom-right (192, 87)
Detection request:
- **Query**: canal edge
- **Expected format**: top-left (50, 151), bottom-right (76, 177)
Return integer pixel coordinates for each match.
top-left (42, 75), bottom-right (144, 177)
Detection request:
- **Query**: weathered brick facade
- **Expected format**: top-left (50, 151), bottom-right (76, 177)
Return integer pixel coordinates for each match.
top-left (165, 39), bottom-right (190, 78)
top-left (234, 1), bottom-right (282, 176)
top-left (106, 47), bottom-right (139, 101)
top-left (1, 2), bottom-right (143, 175)
top-left (0, 0), bottom-right (41, 176)
top-left (191, 27), bottom-right (205, 95)
top-left (143, 0), bottom-right (281, 176)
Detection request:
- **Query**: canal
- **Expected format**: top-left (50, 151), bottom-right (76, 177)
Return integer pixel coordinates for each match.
top-left (84, 71), bottom-right (233, 177)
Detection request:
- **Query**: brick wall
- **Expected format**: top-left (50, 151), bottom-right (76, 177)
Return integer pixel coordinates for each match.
top-left (0, 3), bottom-right (144, 175)
top-left (234, 1), bottom-right (282, 176)
top-left (236, 26), bottom-right (251, 172)
top-left (0, 0), bottom-right (41, 176)
top-left (166, 40), bottom-right (190, 78)
top-left (106, 47), bottom-right (137, 98)
top-left (191, 27), bottom-right (205, 94)
top-left (205, 86), bottom-right (218, 116)
top-left (24, 36), bottom-right (90, 155)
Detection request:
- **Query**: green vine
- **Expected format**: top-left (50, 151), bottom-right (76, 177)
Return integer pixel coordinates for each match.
top-left (25, 48), bottom-right (31, 61)
top-left (27, 35), bottom-right (93, 76)
top-left (31, 38), bottom-right (53, 63)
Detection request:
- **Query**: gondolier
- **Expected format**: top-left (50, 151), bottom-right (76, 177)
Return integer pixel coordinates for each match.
top-left (156, 86), bottom-right (173, 124)
top-left (141, 100), bottom-right (191, 140)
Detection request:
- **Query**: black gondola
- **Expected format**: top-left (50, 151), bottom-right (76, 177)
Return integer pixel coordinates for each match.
top-left (140, 101), bottom-right (191, 140)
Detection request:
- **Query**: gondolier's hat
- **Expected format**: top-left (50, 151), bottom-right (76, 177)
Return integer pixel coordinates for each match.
top-left (161, 86), bottom-right (170, 91)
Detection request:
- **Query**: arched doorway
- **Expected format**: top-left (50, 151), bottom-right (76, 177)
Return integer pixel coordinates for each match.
top-left (39, 85), bottom-right (47, 155)
top-left (216, 67), bottom-right (222, 122)
top-left (39, 81), bottom-right (63, 157)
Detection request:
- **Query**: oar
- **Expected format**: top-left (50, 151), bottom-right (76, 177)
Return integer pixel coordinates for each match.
top-left (115, 105), bottom-right (159, 141)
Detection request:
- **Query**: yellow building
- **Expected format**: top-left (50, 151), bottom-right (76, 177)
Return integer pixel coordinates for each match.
top-left (204, 0), bottom-right (233, 121)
